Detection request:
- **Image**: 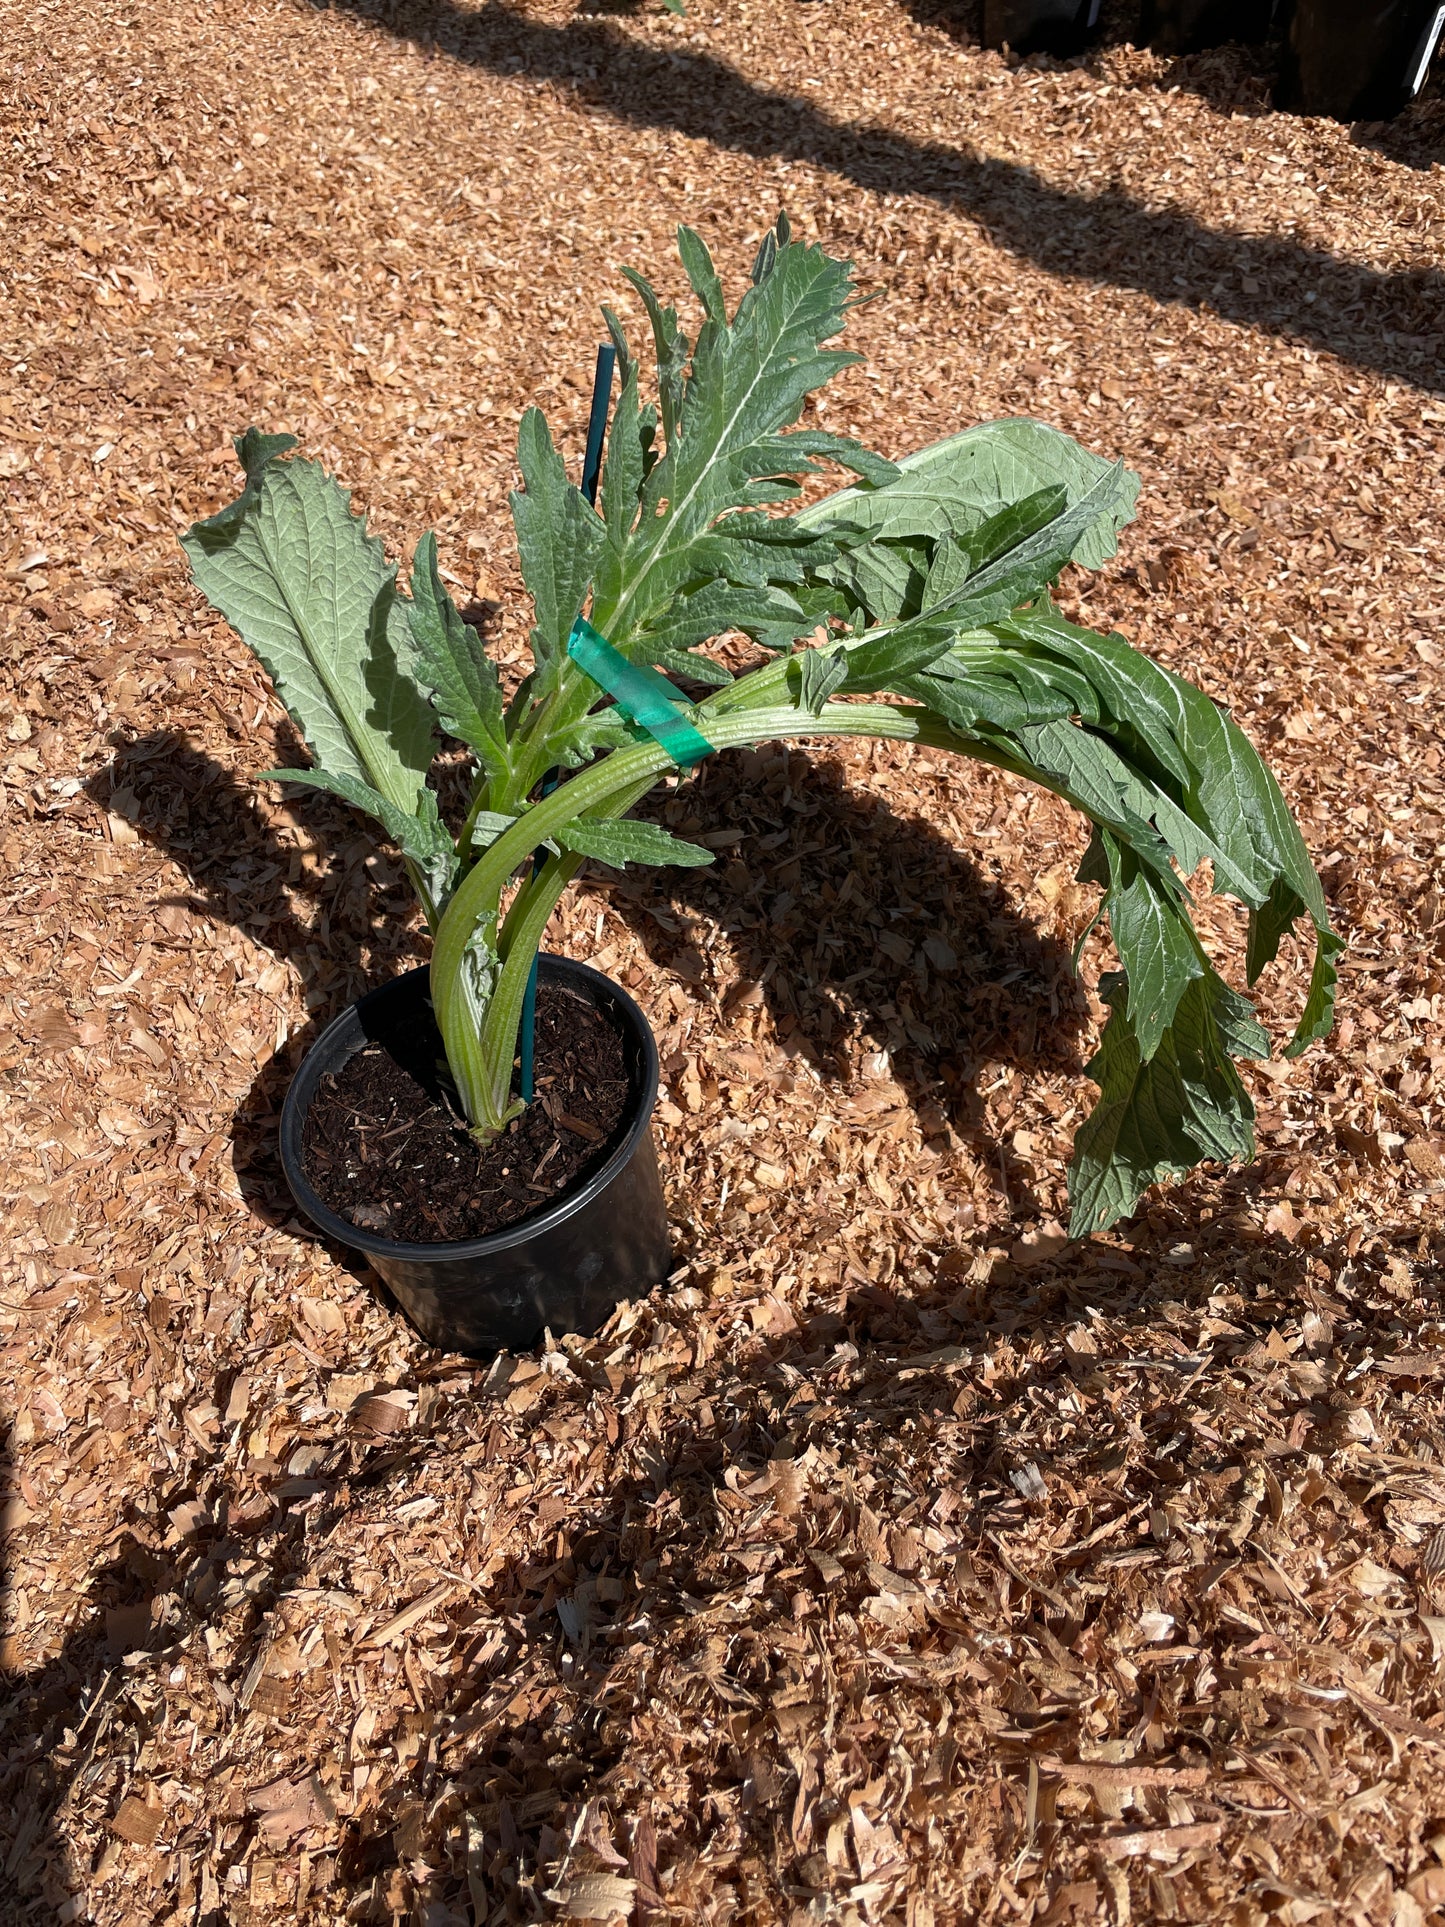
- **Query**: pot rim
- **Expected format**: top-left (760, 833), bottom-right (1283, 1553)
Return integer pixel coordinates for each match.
top-left (278, 956), bottom-right (660, 1264)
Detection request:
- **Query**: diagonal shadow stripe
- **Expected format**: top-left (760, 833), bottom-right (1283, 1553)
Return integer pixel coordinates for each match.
top-left (307, 0), bottom-right (1445, 394)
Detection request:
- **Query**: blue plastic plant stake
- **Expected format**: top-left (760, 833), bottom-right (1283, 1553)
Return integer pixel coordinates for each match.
top-left (580, 343), bottom-right (615, 507)
top-left (519, 344), bottom-right (616, 1106)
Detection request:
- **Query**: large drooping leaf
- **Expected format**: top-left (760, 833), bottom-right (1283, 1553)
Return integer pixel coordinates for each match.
top-left (181, 430), bottom-right (436, 816)
top-left (984, 602), bottom-right (1341, 1052)
top-left (1067, 967), bottom-right (1267, 1238)
top-left (884, 594), bottom-right (1340, 1230)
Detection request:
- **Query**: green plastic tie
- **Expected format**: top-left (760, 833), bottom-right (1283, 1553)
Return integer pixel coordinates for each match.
top-left (567, 615), bottom-right (715, 768)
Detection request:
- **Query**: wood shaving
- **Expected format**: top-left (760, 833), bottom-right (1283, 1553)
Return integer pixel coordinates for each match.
top-left (1, 0), bottom-right (1443, 1920)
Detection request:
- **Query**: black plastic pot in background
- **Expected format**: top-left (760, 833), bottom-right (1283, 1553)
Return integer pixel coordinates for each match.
top-left (279, 959), bottom-right (671, 1358)
top-left (1140, 0), bottom-right (1282, 54)
top-left (1277, 0), bottom-right (1445, 118)
top-left (983, 0), bottom-right (1101, 56)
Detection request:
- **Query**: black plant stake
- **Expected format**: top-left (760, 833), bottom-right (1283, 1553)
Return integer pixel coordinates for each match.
top-left (517, 342), bottom-right (617, 1102)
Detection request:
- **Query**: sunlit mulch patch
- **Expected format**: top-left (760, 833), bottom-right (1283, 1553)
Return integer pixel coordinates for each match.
top-left (2, 0), bottom-right (1444, 1920)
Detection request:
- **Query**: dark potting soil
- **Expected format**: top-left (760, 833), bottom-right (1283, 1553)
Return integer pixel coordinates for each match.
top-left (301, 981), bottom-right (633, 1244)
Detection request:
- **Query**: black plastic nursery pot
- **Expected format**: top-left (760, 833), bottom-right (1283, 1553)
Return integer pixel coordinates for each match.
top-left (278, 958), bottom-right (671, 1358)
top-left (1277, 0), bottom-right (1445, 118)
top-left (1139, 0), bottom-right (1280, 54)
top-left (983, 0), bottom-right (1101, 55)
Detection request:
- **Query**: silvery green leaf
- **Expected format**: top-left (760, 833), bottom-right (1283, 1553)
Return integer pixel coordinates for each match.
top-left (795, 645), bottom-right (848, 714)
top-left (406, 533), bottom-right (508, 781)
top-left (594, 225), bottom-right (863, 654)
top-left (468, 810), bottom-right (520, 852)
top-left (182, 433), bottom-right (435, 817)
top-left (634, 581), bottom-right (806, 661)
top-left (620, 264), bottom-right (689, 448)
top-left (796, 416), bottom-right (1140, 569)
top-left (645, 648), bottom-right (734, 688)
top-left (678, 223), bottom-right (727, 324)
top-left (510, 407), bottom-right (606, 688)
top-left (921, 533), bottom-right (971, 610)
top-left (598, 365), bottom-right (650, 552)
top-left (730, 430), bottom-right (899, 489)
top-left (554, 818), bottom-right (714, 870)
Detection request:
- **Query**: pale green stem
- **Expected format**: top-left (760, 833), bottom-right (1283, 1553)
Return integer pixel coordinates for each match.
top-left (449, 768), bottom-right (665, 1132)
top-left (431, 701), bottom-right (1018, 1135)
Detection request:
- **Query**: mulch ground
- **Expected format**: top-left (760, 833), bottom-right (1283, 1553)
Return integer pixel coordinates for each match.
top-left (2, 0), bottom-right (1445, 1921)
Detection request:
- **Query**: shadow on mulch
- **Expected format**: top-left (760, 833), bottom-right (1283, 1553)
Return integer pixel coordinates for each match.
top-left (87, 725), bottom-right (424, 981)
top-left (2, 1178), bottom-right (1331, 1922)
top-left (88, 729), bottom-right (1092, 1244)
top-left (0, 1410), bottom-right (445, 1922)
top-left (21, 736), bottom-right (1335, 1914)
top-left (305, 0), bottom-right (1445, 391)
top-left (615, 744), bottom-right (1090, 1222)
top-left (836, 0), bottom-right (1445, 162)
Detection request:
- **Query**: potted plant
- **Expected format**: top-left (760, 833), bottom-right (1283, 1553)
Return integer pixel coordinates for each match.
top-left (1140, 0), bottom-right (1284, 55)
top-left (982, 0), bottom-right (1102, 57)
top-left (182, 218), bottom-right (1339, 1358)
top-left (1277, 0), bottom-right (1444, 119)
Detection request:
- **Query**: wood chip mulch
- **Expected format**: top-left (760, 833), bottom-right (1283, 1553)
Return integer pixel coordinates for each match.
top-left (2, 0), bottom-right (1444, 1921)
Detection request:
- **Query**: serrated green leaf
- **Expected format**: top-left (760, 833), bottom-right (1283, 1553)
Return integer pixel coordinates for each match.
top-left (601, 304), bottom-right (637, 393)
top-left (731, 430), bottom-right (899, 490)
top-left (182, 437), bottom-right (435, 818)
top-left (188, 428), bottom-right (296, 541)
top-left (795, 645), bottom-right (848, 714)
top-left (620, 265), bottom-right (689, 448)
top-left (634, 580), bottom-right (807, 662)
top-left (835, 613), bottom-right (962, 694)
top-left (596, 229), bottom-right (864, 654)
top-left (678, 223), bottom-right (726, 324)
top-left (958, 485), bottom-right (1067, 572)
top-left (259, 765), bottom-right (456, 908)
top-left (644, 648), bottom-right (735, 688)
top-left (749, 210), bottom-right (789, 286)
top-left (796, 416), bottom-right (1140, 568)
top-left (599, 365), bottom-right (648, 550)
top-left (1067, 967), bottom-right (1264, 1237)
top-left (1289, 924), bottom-right (1346, 1058)
top-left (510, 407), bottom-right (606, 689)
top-left (554, 817), bottom-right (714, 870)
top-left (826, 538), bottom-right (931, 625)
top-left (468, 809), bottom-right (521, 852)
top-left (921, 533), bottom-right (971, 610)
top-left (895, 662), bottom-right (1072, 734)
top-left (406, 532), bottom-right (507, 780)
top-left (937, 463), bottom-right (1133, 627)
top-left (1093, 829), bottom-right (1203, 1063)
top-left (809, 467), bottom-right (1131, 633)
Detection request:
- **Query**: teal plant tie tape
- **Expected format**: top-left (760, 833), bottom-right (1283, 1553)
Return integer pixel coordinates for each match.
top-left (567, 615), bottom-right (715, 768)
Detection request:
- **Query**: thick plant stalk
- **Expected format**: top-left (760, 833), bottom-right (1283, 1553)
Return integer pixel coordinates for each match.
top-left (430, 703), bottom-right (1017, 1136)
